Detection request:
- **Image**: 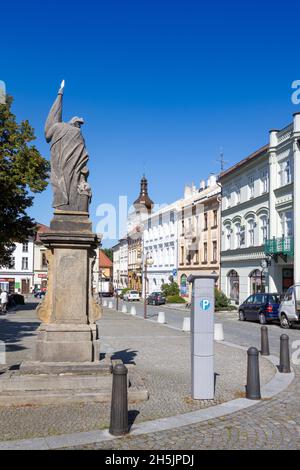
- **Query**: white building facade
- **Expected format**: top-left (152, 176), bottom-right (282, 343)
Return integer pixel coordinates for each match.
top-left (143, 202), bottom-right (178, 295)
top-left (0, 240), bottom-right (34, 294)
top-left (220, 113), bottom-right (299, 304)
top-left (112, 239), bottom-right (128, 289)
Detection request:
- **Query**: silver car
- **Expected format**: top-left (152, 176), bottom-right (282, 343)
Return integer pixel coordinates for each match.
top-left (278, 284), bottom-right (300, 328)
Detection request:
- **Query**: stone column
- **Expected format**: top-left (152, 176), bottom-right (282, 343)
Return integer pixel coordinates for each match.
top-left (35, 210), bottom-right (101, 363)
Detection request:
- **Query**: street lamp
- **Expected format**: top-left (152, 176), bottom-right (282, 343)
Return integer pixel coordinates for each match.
top-left (143, 253), bottom-right (154, 319)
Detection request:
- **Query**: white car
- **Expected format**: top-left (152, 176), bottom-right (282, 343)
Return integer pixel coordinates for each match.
top-left (278, 284), bottom-right (300, 328)
top-left (123, 290), bottom-right (140, 301)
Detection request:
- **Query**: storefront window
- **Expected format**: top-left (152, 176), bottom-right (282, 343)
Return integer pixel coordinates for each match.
top-left (227, 270), bottom-right (239, 303)
top-left (249, 269), bottom-right (265, 294)
top-left (180, 274), bottom-right (188, 297)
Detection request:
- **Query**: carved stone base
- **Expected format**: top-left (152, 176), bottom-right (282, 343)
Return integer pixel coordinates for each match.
top-left (35, 323), bottom-right (100, 363)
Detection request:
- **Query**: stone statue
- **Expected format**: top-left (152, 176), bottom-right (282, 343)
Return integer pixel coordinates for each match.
top-left (45, 80), bottom-right (92, 212)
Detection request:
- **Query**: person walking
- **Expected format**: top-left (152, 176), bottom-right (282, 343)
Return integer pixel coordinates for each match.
top-left (0, 290), bottom-right (9, 314)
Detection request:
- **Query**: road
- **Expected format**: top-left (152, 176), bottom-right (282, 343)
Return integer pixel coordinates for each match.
top-left (107, 298), bottom-right (300, 357)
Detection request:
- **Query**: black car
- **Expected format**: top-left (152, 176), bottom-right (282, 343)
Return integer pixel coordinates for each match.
top-left (8, 293), bottom-right (25, 307)
top-left (238, 292), bottom-right (280, 324)
top-left (147, 292), bottom-right (166, 306)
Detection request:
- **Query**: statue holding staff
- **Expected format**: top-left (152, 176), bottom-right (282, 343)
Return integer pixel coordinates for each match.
top-left (45, 80), bottom-right (92, 212)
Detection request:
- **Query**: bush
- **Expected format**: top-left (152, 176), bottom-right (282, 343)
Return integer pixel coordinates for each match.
top-left (215, 288), bottom-right (232, 310)
top-left (121, 288), bottom-right (130, 298)
top-left (166, 294), bottom-right (186, 304)
top-left (162, 282), bottom-right (180, 297)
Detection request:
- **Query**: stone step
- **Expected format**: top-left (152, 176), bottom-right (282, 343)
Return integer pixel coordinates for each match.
top-left (0, 372), bottom-right (113, 392)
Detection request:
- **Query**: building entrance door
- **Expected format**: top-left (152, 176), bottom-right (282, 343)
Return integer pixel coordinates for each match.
top-left (21, 279), bottom-right (30, 294)
top-left (282, 268), bottom-right (294, 293)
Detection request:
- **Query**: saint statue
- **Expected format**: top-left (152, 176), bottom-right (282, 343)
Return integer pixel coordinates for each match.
top-left (45, 80), bottom-right (92, 212)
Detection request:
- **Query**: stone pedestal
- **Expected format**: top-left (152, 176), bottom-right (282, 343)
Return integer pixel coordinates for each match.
top-left (0, 211), bottom-right (149, 405)
top-left (35, 211), bottom-right (101, 363)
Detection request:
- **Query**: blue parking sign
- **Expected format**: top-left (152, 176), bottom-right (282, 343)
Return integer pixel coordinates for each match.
top-left (200, 299), bottom-right (211, 311)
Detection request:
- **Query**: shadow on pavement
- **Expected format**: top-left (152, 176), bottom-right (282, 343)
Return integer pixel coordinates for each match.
top-left (0, 317), bottom-right (40, 347)
top-left (111, 349), bottom-right (137, 365)
top-left (128, 410), bottom-right (140, 430)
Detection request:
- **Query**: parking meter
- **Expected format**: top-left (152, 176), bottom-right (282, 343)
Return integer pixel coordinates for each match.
top-left (188, 275), bottom-right (216, 400)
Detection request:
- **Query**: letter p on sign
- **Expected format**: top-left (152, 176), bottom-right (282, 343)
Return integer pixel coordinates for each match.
top-left (200, 299), bottom-right (211, 311)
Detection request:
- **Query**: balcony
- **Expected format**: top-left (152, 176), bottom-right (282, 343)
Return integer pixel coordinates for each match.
top-left (264, 236), bottom-right (294, 262)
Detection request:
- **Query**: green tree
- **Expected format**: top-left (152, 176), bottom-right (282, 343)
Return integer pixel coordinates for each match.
top-left (161, 281), bottom-right (180, 297)
top-left (0, 96), bottom-right (50, 265)
top-left (103, 248), bottom-right (113, 262)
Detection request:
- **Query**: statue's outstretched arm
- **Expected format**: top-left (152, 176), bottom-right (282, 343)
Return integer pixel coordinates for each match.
top-left (45, 80), bottom-right (65, 142)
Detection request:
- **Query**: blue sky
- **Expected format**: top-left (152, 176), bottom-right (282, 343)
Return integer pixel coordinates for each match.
top-left (2, 0), bottom-right (300, 246)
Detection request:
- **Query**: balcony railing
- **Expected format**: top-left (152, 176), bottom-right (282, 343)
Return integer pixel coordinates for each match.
top-left (264, 236), bottom-right (294, 257)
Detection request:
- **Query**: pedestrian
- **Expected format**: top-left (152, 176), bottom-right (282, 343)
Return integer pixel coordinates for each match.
top-left (0, 290), bottom-right (9, 314)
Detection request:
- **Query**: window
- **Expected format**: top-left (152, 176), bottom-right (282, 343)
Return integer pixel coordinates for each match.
top-left (170, 211), bottom-right (175, 223)
top-left (247, 219), bottom-right (255, 246)
top-left (235, 185), bottom-right (241, 204)
top-left (194, 250), bottom-right (199, 264)
top-left (248, 176), bottom-right (255, 199)
top-left (280, 211), bottom-right (293, 237)
top-left (159, 214), bottom-right (163, 226)
top-left (22, 257), bottom-right (28, 270)
top-left (225, 225), bottom-right (231, 250)
top-left (41, 252), bottom-right (47, 268)
top-left (212, 241), bottom-right (217, 262)
top-left (260, 216), bottom-right (268, 244)
top-left (228, 270), bottom-right (239, 303)
top-left (227, 189), bottom-right (232, 207)
top-left (148, 218), bottom-right (152, 229)
top-left (235, 223), bottom-right (241, 249)
top-left (22, 242), bottom-right (28, 253)
top-left (279, 160), bottom-right (292, 186)
top-left (261, 169), bottom-right (269, 194)
top-left (250, 269), bottom-right (265, 294)
top-left (204, 213), bottom-right (208, 230)
top-left (8, 257), bottom-right (15, 269)
top-left (180, 246), bottom-right (184, 264)
top-left (213, 210), bottom-right (218, 227)
top-left (203, 243), bottom-right (208, 263)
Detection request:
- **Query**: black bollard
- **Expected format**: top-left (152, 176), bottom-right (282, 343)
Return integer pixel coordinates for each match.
top-left (116, 293), bottom-right (119, 311)
top-left (279, 334), bottom-right (291, 373)
top-left (246, 347), bottom-right (261, 400)
top-left (109, 363), bottom-right (129, 436)
top-left (260, 326), bottom-right (270, 356)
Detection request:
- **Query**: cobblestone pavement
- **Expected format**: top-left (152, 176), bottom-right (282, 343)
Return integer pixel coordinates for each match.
top-left (69, 367), bottom-right (300, 450)
top-left (0, 302), bottom-right (274, 441)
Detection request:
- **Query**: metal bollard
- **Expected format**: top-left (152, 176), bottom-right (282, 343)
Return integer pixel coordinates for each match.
top-left (260, 326), bottom-right (270, 356)
top-left (246, 347), bottom-right (261, 400)
top-left (109, 364), bottom-right (129, 436)
top-left (279, 334), bottom-right (291, 373)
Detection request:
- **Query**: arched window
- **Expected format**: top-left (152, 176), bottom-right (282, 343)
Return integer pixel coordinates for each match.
top-left (225, 225), bottom-right (232, 250)
top-left (249, 269), bottom-right (265, 294)
top-left (259, 215), bottom-right (268, 245)
top-left (227, 270), bottom-right (239, 303)
top-left (247, 219), bottom-right (255, 246)
top-left (234, 222), bottom-right (241, 249)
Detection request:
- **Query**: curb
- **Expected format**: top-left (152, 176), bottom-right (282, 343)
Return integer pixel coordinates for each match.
top-left (0, 341), bottom-right (294, 450)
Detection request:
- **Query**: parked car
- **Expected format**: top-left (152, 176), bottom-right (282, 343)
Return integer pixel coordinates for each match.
top-left (8, 293), bottom-right (25, 307)
top-left (278, 284), bottom-right (300, 329)
top-left (123, 290), bottom-right (140, 301)
top-left (99, 280), bottom-right (114, 297)
top-left (147, 291), bottom-right (166, 306)
top-left (238, 293), bottom-right (280, 324)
